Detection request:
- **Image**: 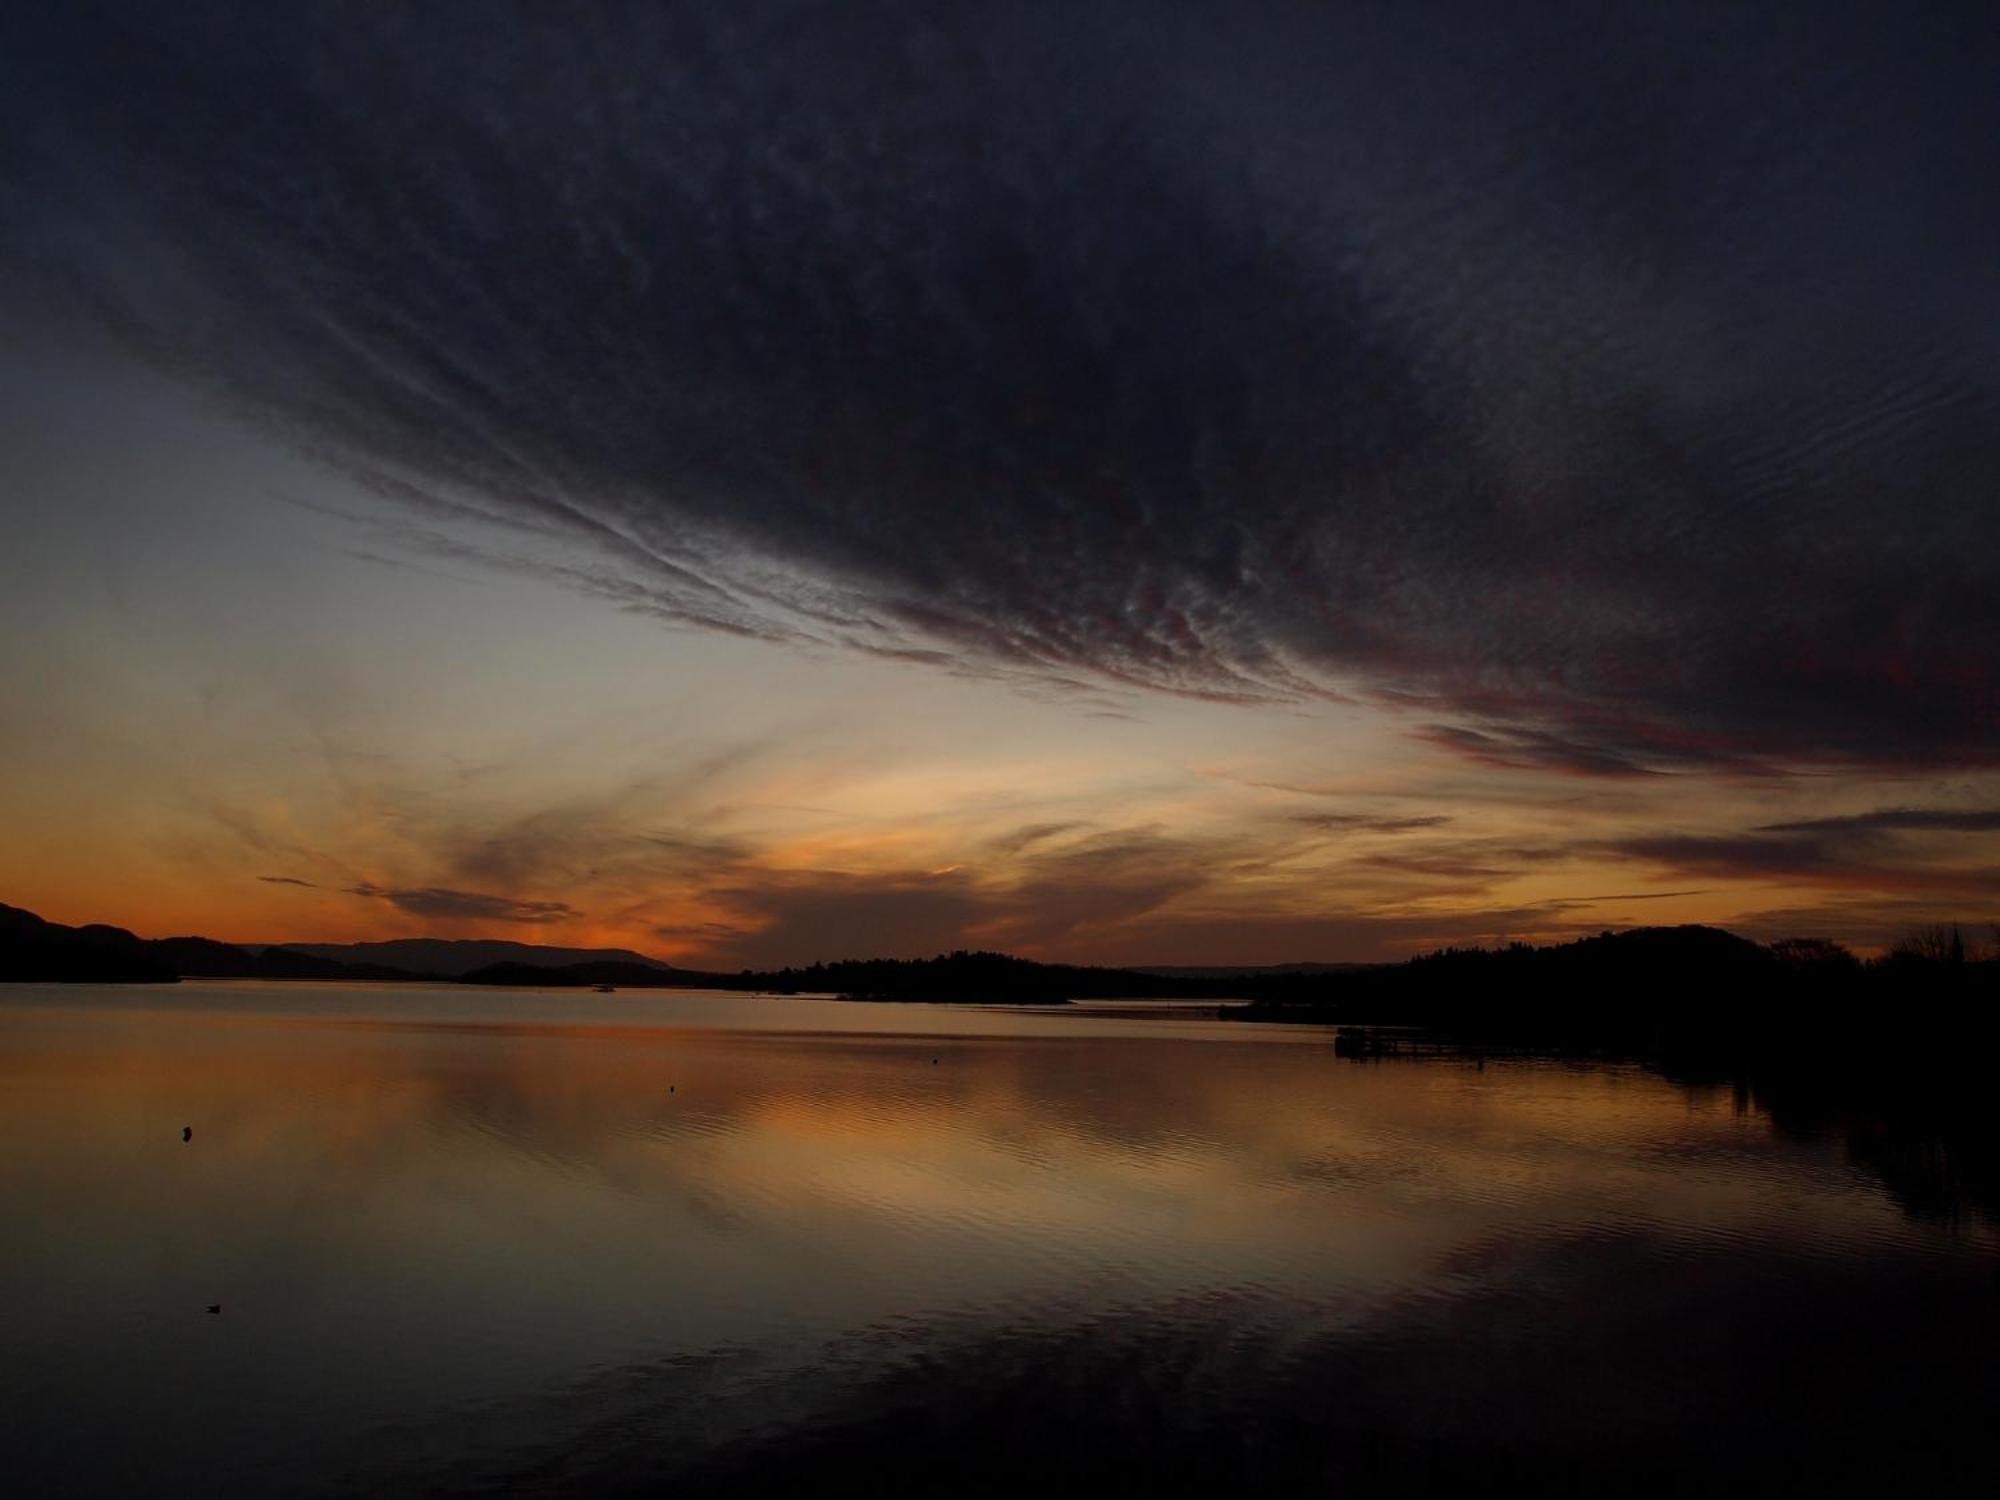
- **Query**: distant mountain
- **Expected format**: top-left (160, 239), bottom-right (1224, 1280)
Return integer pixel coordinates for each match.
top-left (1134, 961), bottom-right (1379, 979)
top-left (153, 937), bottom-right (431, 982)
top-left (459, 950), bottom-right (1324, 1002)
top-left (731, 951), bottom-right (1202, 1003)
top-left (276, 938), bottom-right (680, 978)
top-left (459, 950), bottom-right (1137, 1001)
top-left (459, 959), bottom-right (710, 989)
top-left (0, 902), bottom-right (430, 983)
top-left (22, 905), bottom-right (1973, 1027)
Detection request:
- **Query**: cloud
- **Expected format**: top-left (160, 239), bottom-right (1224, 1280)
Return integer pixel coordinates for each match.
top-left (1551, 889), bottom-right (1711, 906)
top-left (1292, 813), bottom-right (1453, 833)
top-left (1606, 805), bottom-right (2000, 894)
top-left (676, 870), bottom-right (992, 970)
top-left (1609, 836), bottom-right (1859, 883)
top-left (203, 736), bottom-right (1620, 962)
top-left (684, 827), bottom-right (1221, 967)
top-left (1019, 904), bottom-right (1643, 968)
top-left (347, 883), bottom-right (580, 924)
top-left (678, 866), bottom-right (1626, 969)
top-left (1755, 808), bottom-right (2000, 836)
top-left (256, 874), bottom-right (316, 887)
top-left (3, 3), bottom-right (1995, 773)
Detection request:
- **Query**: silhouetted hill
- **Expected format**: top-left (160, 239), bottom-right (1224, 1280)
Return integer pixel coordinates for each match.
top-left (0, 902), bottom-right (437, 983)
top-left (257, 946), bottom-right (435, 982)
top-left (1, 905), bottom-right (1227, 998)
top-left (1, 902), bottom-right (177, 982)
top-left (277, 937), bottom-right (678, 978)
top-left (146, 935), bottom-right (424, 981)
top-left (1215, 924), bottom-right (2000, 1230)
top-left (456, 950), bottom-right (1243, 1002)
top-left (779, 952), bottom-right (1073, 1003)
top-left (128, 933), bottom-right (431, 981)
top-left (1134, 961), bottom-right (1378, 979)
top-left (459, 959), bottom-right (706, 989)
top-left (1230, 925), bottom-right (1780, 1033)
top-left (148, 935), bottom-right (270, 977)
top-left (725, 951), bottom-right (1211, 1003)
top-left (13, 901), bottom-right (1994, 1039)
top-left (1228, 924), bottom-right (1998, 1055)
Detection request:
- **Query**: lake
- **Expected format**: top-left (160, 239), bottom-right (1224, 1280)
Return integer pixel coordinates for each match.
top-left (3, 982), bottom-right (1996, 1495)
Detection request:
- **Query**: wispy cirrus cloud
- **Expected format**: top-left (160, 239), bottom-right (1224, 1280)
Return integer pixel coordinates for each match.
top-left (222, 771), bottom-right (1992, 960)
top-left (3, 3), bottom-right (1994, 774)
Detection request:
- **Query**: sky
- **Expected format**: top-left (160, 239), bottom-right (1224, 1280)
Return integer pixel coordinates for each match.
top-left (1, 1), bottom-right (1995, 967)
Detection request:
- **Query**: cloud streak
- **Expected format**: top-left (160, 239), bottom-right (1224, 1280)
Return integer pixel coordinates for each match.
top-left (5, 3), bottom-right (1995, 777)
top-left (347, 883), bottom-right (580, 925)
top-left (1607, 805), bottom-right (2000, 895)
top-left (206, 753), bottom-right (1996, 960)
top-left (1757, 809), bottom-right (2000, 837)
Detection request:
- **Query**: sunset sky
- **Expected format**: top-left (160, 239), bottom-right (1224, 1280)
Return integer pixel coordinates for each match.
top-left (2, 2), bottom-right (1994, 966)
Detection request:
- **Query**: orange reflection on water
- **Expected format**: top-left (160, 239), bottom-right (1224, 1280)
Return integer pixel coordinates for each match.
top-left (5, 983), bottom-right (1996, 1497)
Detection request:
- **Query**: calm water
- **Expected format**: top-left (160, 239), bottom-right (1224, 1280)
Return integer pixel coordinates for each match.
top-left (3, 983), bottom-right (1996, 1495)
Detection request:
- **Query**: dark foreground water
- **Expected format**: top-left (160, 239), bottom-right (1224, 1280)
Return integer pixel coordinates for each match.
top-left (3, 983), bottom-right (1996, 1496)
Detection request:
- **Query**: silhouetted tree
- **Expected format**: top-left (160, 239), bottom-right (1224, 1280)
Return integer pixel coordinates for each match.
top-left (1770, 937), bottom-right (1861, 972)
top-left (1891, 924), bottom-right (1965, 966)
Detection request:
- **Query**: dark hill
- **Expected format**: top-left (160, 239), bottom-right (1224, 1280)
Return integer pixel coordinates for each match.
top-left (1134, 961), bottom-right (1378, 979)
top-left (459, 959), bottom-right (705, 989)
top-left (1230, 925), bottom-right (1780, 1032)
top-left (1220, 923), bottom-right (2000, 1064)
top-left (0, 903), bottom-right (436, 983)
top-left (0, 902), bottom-right (177, 982)
top-left (152, 936), bottom-right (434, 982)
top-left (459, 949), bottom-right (1229, 1002)
top-left (276, 937), bottom-right (678, 978)
top-left (252, 946), bottom-right (434, 982)
top-left (731, 951), bottom-right (1185, 1004)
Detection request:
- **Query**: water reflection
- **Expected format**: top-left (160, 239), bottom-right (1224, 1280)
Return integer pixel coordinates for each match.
top-left (2, 984), bottom-right (1995, 1495)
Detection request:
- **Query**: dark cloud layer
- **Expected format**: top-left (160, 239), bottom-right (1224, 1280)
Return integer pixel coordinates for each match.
top-left (348, 883), bottom-right (580, 925)
top-left (1757, 809), bottom-right (2000, 837)
top-left (5, 2), bottom-right (1997, 770)
top-left (1609, 806), bottom-right (2000, 893)
top-left (1293, 813), bottom-right (1451, 834)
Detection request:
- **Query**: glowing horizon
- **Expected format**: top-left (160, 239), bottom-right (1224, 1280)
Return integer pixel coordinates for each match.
top-left (2, 6), bottom-right (1995, 968)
